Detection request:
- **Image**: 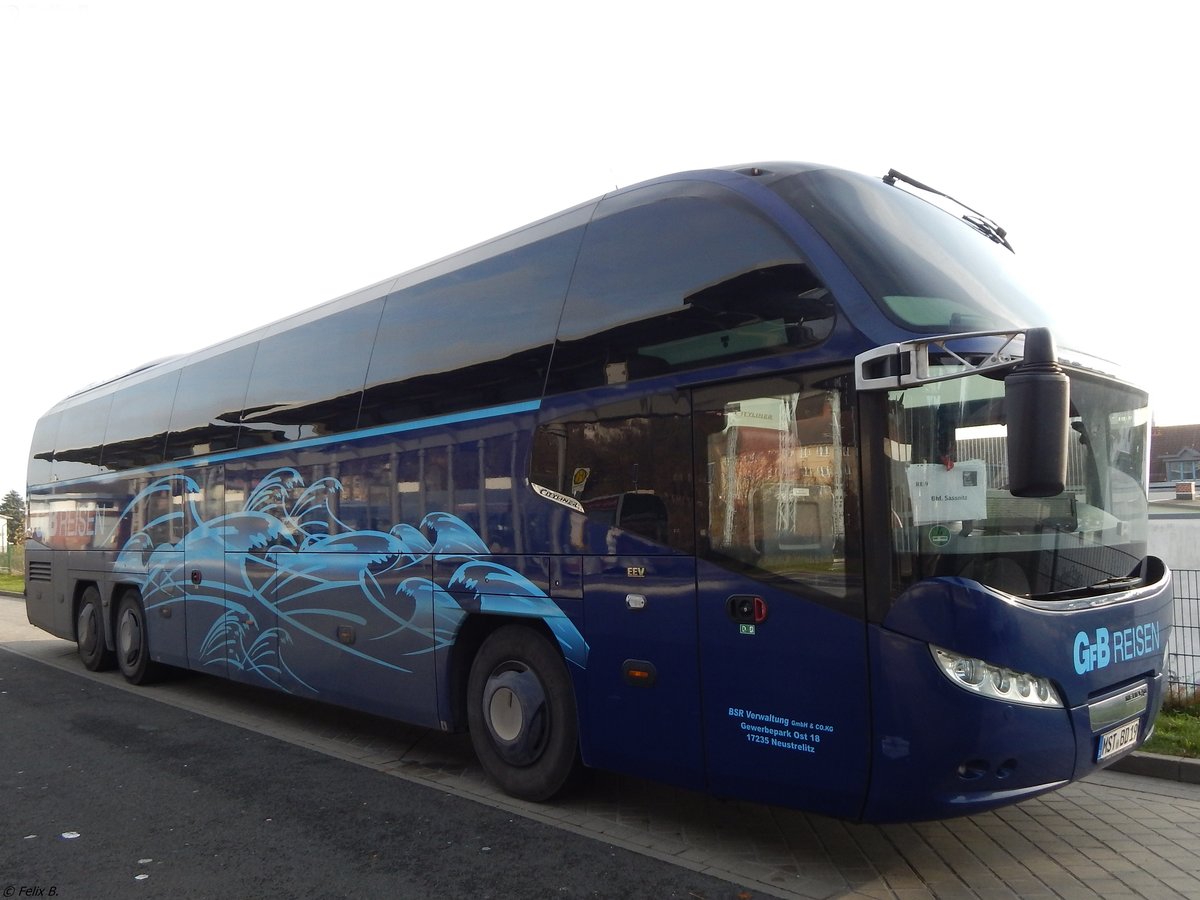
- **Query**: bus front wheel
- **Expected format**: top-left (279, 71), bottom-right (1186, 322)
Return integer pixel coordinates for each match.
top-left (115, 591), bottom-right (164, 685)
top-left (467, 625), bottom-right (579, 801)
top-left (76, 585), bottom-right (114, 672)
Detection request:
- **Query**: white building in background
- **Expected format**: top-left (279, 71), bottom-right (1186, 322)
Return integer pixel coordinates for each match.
top-left (0, 516), bottom-right (7, 547)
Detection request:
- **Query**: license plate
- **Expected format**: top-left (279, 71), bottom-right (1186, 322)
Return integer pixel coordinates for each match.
top-left (1097, 718), bottom-right (1140, 762)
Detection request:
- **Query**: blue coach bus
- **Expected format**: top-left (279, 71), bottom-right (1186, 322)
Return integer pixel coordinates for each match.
top-left (24, 163), bottom-right (1172, 822)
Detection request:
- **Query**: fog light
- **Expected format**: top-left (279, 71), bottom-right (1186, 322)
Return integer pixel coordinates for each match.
top-left (932, 646), bottom-right (1063, 708)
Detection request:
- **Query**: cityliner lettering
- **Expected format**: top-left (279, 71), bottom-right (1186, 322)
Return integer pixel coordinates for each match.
top-left (1072, 624), bottom-right (1162, 675)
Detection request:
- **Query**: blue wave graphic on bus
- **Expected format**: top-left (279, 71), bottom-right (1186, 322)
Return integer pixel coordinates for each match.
top-left (109, 469), bottom-right (587, 693)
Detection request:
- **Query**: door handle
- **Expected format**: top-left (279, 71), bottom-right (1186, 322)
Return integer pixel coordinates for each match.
top-left (726, 594), bottom-right (768, 625)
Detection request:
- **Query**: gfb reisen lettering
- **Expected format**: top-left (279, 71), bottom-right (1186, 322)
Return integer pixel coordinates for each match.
top-left (1073, 623), bottom-right (1162, 675)
top-left (727, 706), bottom-right (834, 754)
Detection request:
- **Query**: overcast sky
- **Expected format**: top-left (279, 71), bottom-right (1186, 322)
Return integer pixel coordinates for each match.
top-left (2, 0), bottom-right (1195, 498)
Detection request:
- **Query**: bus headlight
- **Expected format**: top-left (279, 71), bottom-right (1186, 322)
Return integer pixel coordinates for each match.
top-left (931, 646), bottom-right (1063, 708)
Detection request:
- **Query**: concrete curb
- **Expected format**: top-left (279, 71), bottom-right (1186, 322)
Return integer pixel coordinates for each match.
top-left (1109, 750), bottom-right (1200, 784)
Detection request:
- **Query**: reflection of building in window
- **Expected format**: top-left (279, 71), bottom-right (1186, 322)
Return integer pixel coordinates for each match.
top-left (1149, 424), bottom-right (1200, 485)
top-left (1167, 454), bottom-right (1200, 482)
top-left (705, 390), bottom-right (845, 564)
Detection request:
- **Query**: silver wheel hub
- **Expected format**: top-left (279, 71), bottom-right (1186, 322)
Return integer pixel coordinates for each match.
top-left (118, 608), bottom-right (141, 664)
top-left (482, 665), bottom-right (548, 766)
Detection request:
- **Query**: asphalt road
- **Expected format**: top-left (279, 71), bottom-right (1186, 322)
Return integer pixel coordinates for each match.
top-left (0, 651), bottom-right (747, 899)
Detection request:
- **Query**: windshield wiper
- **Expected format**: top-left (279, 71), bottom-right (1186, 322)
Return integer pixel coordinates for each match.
top-left (1032, 575), bottom-right (1144, 602)
top-left (883, 169), bottom-right (1015, 253)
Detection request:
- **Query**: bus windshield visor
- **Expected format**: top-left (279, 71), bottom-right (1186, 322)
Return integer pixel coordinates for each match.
top-left (884, 369), bottom-right (1150, 599)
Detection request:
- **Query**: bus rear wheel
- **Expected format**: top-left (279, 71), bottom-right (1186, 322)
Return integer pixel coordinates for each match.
top-left (115, 590), bottom-right (164, 685)
top-left (467, 625), bottom-right (579, 801)
top-left (76, 585), bottom-right (114, 672)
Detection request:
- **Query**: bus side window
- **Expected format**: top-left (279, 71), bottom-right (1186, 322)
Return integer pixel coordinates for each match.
top-left (99, 369), bottom-right (181, 471)
top-left (530, 394), bottom-right (693, 553)
top-left (548, 181), bottom-right (835, 394)
top-left (166, 343), bottom-right (259, 460)
top-left (27, 410), bottom-right (61, 488)
top-left (238, 294), bottom-right (386, 448)
top-left (360, 223), bottom-right (585, 426)
top-left (51, 394), bottom-right (113, 482)
top-left (694, 373), bottom-right (860, 604)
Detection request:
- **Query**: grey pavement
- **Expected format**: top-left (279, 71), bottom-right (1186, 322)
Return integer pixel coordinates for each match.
top-left (1148, 491), bottom-right (1200, 520)
top-left (3, 595), bottom-right (1200, 899)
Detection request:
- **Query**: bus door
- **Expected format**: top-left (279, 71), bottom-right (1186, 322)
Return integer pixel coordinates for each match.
top-left (115, 478), bottom-right (188, 668)
top-left (692, 375), bottom-right (871, 819)
top-left (580, 555), bottom-right (704, 790)
top-left (532, 394), bottom-right (705, 789)
top-left (138, 545), bottom-right (188, 669)
top-left (181, 472), bottom-right (273, 684)
top-left (182, 531), bottom-right (230, 679)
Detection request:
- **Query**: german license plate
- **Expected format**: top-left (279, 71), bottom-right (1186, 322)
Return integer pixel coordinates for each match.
top-left (1097, 718), bottom-right (1140, 762)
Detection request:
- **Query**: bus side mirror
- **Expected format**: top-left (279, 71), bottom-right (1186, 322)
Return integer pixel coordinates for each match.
top-left (1005, 327), bottom-right (1069, 498)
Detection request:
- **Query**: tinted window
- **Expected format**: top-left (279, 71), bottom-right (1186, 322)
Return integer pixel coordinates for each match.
top-left (547, 181), bottom-right (834, 393)
top-left (239, 298), bottom-right (385, 447)
top-left (101, 370), bottom-right (181, 470)
top-left (360, 226), bottom-right (583, 426)
top-left (52, 394), bottom-right (113, 480)
top-left (166, 343), bottom-right (258, 460)
top-left (530, 393), bottom-right (693, 553)
top-left (27, 411), bottom-right (60, 486)
top-left (336, 434), bottom-right (524, 550)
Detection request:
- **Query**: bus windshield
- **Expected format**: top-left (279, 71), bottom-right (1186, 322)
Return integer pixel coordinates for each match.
top-left (770, 168), bottom-right (1053, 335)
top-left (883, 368), bottom-right (1150, 600)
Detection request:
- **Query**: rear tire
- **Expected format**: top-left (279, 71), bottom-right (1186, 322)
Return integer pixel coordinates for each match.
top-left (115, 590), bottom-right (164, 685)
top-left (467, 625), bottom-right (580, 801)
top-left (76, 585), bottom-right (114, 672)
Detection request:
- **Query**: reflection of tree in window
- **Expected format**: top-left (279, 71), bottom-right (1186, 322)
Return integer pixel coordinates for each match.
top-left (695, 375), bottom-right (859, 604)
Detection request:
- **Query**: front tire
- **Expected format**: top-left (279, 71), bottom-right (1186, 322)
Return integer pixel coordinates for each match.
top-left (467, 625), bottom-right (580, 801)
top-left (115, 591), bottom-right (164, 685)
top-left (76, 585), bottom-right (114, 672)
